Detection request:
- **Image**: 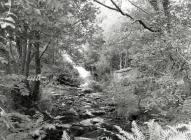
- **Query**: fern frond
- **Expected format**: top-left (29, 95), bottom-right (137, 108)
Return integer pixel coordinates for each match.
top-left (62, 131), bottom-right (71, 140)
top-left (114, 125), bottom-right (135, 140)
top-left (105, 137), bottom-right (113, 140)
top-left (131, 121), bottom-right (145, 140)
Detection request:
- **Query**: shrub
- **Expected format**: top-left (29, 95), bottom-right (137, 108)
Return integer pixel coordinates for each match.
top-left (105, 73), bottom-right (185, 122)
top-left (105, 120), bottom-right (191, 140)
top-left (88, 80), bottom-right (103, 92)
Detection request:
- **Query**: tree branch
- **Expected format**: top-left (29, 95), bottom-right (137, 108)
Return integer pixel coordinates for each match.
top-left (110, 0), bottom-right (133, 19)
top-left (94, 0), bottom-right (119, 12)
top-left (39, 40), bottom-right (51, 59)
top-left (93, 0), bottom-right (159, 32)
top-left (127, 0), bottom-right (150, 15)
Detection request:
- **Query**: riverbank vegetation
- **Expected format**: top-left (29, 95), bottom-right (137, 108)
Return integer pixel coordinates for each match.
top-left (1, 0), bottom-right (191, 140)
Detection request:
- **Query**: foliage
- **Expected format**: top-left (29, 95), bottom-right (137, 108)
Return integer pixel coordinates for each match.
top-left (106, 80), bottom-right (140, 119)
top-left (0, 0), bottom-right (99, 114)
top-left (84, 0), bottom-right (191, 124)
top-left (105, 120), bottom-right (191, 140)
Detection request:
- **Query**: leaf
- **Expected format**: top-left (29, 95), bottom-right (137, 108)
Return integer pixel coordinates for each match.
top-left (5, 11), bottom-right (17, 18)
top-left (62, 131), bottom-right (71, 140)
top-left (0, 57), bottom-right (8, 64)
top-left (18, 83), bottom-right (30, 96)
top-left (0, 20), bottom-right (15, 29)
top-left (4, 17), bottom-right (15, 23)
top-left (4, 0), bottom-right (11, 7)
top-left (47, 0), bottom-right (63, 11)
top-left (34, 8), bottom-right (41, 15)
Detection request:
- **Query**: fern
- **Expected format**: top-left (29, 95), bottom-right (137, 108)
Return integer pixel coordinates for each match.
top-left (131, 121), bottom-right (145, 140)
top-left (62, 131), bottom-right (71, 140)
top-left (110, 120), bottom-right (191, 140)
top-left (114, 125), bottom-right (135, 140)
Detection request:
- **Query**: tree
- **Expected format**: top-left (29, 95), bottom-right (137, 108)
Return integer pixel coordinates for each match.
top-left (87, 0), bottom-right (191, 120)
top-left (0, 0), bottom-right (99, 109)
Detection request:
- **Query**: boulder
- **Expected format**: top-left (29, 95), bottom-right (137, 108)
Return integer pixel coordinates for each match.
top-left (80, 117), bottom-right (104, 126)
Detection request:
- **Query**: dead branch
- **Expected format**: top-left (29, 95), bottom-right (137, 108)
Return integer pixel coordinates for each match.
top-left (127, 0), bottom-right (150, 15)
top-left (93, 0), bottom-right (160, 32)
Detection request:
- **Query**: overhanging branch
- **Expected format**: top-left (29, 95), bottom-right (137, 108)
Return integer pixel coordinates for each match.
top-left (93, 0), bottom-right (160, 32)
top-left (39, 40), bottom-right (51, 59)
top-left (127, 0), bottom-right (150, 15)
top-left (94, 0), bottom-right (119, 12)
top-left (110, 0), bottom-right (133, 19)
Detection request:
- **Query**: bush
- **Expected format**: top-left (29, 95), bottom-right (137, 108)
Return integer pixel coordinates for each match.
top-left (105, 80), bottom-right (141, 120)
top-left (105, 73), bottom-right (186, 123)
top-left (88, 80), bottom-right (103, 92)
top-left (105, 119), bottom-right (191, 140)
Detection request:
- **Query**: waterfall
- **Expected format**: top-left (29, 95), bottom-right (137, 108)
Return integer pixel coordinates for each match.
top-left (62, 53), bottom-right (91, 87)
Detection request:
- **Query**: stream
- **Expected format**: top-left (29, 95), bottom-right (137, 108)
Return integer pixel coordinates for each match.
top-left (40, 54), bottom-right (128, 140)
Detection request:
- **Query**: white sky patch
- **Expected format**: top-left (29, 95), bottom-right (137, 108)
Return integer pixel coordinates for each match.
top-left (96, 0), bottom-right (133, 37)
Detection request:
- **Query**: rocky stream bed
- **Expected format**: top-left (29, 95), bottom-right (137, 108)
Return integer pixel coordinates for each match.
top-left (37, 85), bottom-right (132, 140)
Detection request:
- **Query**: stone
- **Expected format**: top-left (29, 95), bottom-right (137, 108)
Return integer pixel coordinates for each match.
top-left (75, 137), bottom-right (96, 140)
top-left (80, 117), bottom-right (104, 126)
top-left (91, 110), bottom-right (106, 116)
top-left (79, 110), bottom-right (94, 119)
top-left (82, 88), bottom-right (93, 94)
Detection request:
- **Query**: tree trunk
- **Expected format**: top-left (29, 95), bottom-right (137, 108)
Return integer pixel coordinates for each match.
top-left (6, 54), bottom-right (11, 74)
top-left (25, 40), bottom-right (31, 78)
top-left (16, 37), bottom-right (22, 73)
top-left (21, 25), bottom-right (28, 74)
top-left (124, 50), bottom-right (127, 68)
top-left (32, 31), bottom-right (41, 101)
top-left (183, 75), bottom-right (191, 98)
top-left (24, 41), bottom-right (32, 90)
top-left (162, 0), bottom-right (171, 33)
top-left (21, 41), bottom-right (27, 74)
top-left (119, 52), bottom-right (122, 69)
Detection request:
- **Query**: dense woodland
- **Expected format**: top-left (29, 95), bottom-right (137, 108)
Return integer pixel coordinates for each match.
top-left (1, 0), bottom-right (191, 140)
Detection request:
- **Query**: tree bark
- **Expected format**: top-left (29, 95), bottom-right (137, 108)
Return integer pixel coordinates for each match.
top-left (32, 31), bottom-right (41, 101)
top-left (124, 50), bottom-right (127, 68)
top-left (25, 41), bottom-right (31, 78)
top-left (21, 25), bottom-right (28, 74)
top-left (21, 41), bottom-right (27, 74)
top-left (162, 0), bottom-right (171, 33)
top-left (119, 52), bottom-right (122, 69)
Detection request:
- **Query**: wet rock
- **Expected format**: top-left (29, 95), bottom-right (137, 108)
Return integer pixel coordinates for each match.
top-left (100, 123), bottom-right (119, 133)
top-left (79, 110), bottom-right (94, 119)
top-left (70, 125), bottom-right (87, 136)
top-left (80, 130), bottom-right (104, 139)
top-left (80, 129), bottom-right (120, 140)
top-left (89, 93), bottom-right (103, 99)
top-left (100, 106), bottom-right (115, 112)
top-left (75, 137), bottom-right (96, 140)
top-left (69, 108), bottom-right (79, 116)
top-left (91, 110), bottom-right (106, 116)
top-left (31, 125), bottom-right (66, 140)
top-left (56, 115), bottom-right (79, 123)
top-left (80, 117), bottom-right (104, 126)
top-left (82, 88), bottom-right (93, 94)
top-left (70, 124), bottom-right (97, 137)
